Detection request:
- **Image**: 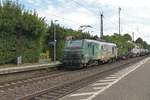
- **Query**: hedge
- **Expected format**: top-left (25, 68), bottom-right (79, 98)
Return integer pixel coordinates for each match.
top-left (0, 1), bottom-right (47, 64)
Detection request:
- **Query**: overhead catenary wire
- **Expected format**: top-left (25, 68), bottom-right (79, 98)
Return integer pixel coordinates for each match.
top-left (24, 0), bottom-right (84, 27)
top-left (29, 0), bottom-right (127, 35)
top-left (47, 13), bottom-right (82, 25)
top-left (40, 0), bottom-right (118, 33)
top-left (71, 0), bottom-right (118, 25)
top-left (61, 1), bottom-right (147, 41)
top-left (70, 0), bottom-right (119, 35)
top-left (71, 0), bottom-right (98, 15)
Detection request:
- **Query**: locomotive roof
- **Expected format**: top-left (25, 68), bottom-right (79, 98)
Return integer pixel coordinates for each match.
top-left (68, 39), bottom-right (117, 46)
top-left (83, 39), bottom-right (117, 46)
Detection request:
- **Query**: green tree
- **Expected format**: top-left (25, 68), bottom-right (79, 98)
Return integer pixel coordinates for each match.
top-left (123, 34), bottom-right (132, 41)
top-left (142, 41), bottom-right (148, 49)
top-left (135, 37), bottom-right (143, 44)
top-left (135, 37), bottom-right (149, 49)
top-left (102, 33), bottom-right (134, 56)
top-left (0, 0), bottom-right (47, 64)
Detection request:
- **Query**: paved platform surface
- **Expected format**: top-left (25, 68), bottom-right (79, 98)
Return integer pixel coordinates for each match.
top-left (59, 57), bottom-right (150, 100)
top-left (0, 62), bottom-right (60, 75)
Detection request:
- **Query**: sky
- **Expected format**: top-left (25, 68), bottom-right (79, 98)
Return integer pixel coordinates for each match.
top-left (17, 0), bottom-right (150, 43)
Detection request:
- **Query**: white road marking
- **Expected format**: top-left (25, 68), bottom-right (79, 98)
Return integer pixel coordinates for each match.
top-left (97, 79), bottom-right (116, 82)
top-left (113, 72), bottom-right (124, 76)
top-left (93, 87), bottom-right (103, 90)
top-left (70, 92), bottom-right (96, 97)
top-left (85, 57), bottom-right (150, 100)
top-left (105, 76), bottom-right (117, 79)
top-left (109, 74), bottom-right (119, 77)
top-left (92, 82), bottom-right (110, 86)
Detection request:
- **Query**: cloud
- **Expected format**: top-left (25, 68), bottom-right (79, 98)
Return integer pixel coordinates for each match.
top-left (24, 0), bottom-right (150, 43)
top-left (27, 0), bottom-right (34, 4)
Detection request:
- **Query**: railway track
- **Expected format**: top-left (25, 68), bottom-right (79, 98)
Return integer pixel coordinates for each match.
top-left (0, 71), bottom-right (68, 90)
top-left (0, 56), bottom-right (147, 100)
top-left (0, 70), bottom-right (68, 100)
top-left (0, 69), bottom-right (54, 83)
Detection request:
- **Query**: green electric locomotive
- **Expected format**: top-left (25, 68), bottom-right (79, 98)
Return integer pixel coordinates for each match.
top-left (61, 39), bottom-right (117, 69)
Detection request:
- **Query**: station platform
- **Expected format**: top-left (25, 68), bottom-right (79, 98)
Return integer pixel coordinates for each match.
top-left (59, 57), bottom-right (150, 100)
top-left (0, 62), bottom-right (60, 75)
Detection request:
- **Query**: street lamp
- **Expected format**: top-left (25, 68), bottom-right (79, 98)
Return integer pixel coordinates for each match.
top-left (54, 20), bottom-right (58, 62)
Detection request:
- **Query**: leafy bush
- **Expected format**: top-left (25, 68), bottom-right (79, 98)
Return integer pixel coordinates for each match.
top-left (102, 33), bottom-right (134, 56)
top-left (0, 0), bottom-right (47, 64)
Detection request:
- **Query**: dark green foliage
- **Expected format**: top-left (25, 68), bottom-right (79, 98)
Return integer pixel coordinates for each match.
top-left (123, 34), bottom-right (132, 41)
top-left (135, 38), bottom-right (149, 49)
top-left (45, 21), bottom-right (94, 60)
top-left (135, 37), bottom-right (143, 44)
top-left (0, 0), bottom-right (47, 64)
top-left (102, 33), bottom-right (134, 56)
top-left (102, 33), bottom-right (150, 56)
